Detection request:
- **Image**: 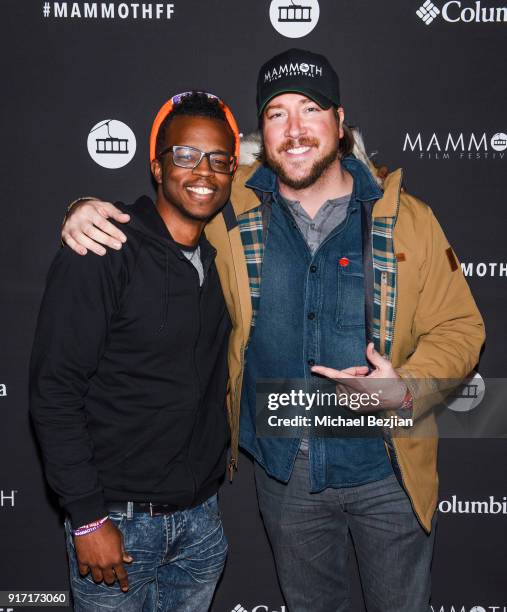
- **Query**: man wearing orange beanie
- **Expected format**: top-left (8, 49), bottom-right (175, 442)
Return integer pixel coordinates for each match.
top-left (30, 92), bottom-right (240, 611)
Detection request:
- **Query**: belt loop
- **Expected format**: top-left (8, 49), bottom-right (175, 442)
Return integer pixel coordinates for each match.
top-left (127, 501), bottom-right (133, 520)
top-left (149, 502), bottom-right (154, 517)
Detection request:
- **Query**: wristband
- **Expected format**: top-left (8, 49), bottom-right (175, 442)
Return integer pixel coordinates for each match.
top-left (73, 515), bottom-right (108, 537)
top-left (398, 388), bottom-right (414, 417)
top-left (61, 197), bottom-right (97, 247)
top-left (66, 196), bottom-right (97, 215)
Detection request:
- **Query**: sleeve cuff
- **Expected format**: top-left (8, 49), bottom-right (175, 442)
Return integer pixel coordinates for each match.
top-left (66, 196), bottom-right (97, 214)
top-left (65, 491), bottom-right (108, 530)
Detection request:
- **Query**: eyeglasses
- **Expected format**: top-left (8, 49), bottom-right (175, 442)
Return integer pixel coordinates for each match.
top-left (158, 145), bottom-right (237, 175)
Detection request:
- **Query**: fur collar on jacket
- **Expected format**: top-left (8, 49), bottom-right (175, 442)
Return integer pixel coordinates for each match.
top-left (237, 128), bottom-right (383, 186)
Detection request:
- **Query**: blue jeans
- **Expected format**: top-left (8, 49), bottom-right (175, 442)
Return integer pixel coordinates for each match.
top-left (254, 447), bottom-right (436, 612)
top-left (64, 495), bottom-right (228, 612)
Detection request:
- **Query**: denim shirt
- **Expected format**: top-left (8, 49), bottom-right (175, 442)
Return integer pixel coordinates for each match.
top-left (239, 158), bottom-right (392, 491)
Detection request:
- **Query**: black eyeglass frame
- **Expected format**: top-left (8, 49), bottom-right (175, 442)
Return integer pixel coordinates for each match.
top-left (157, 145), bottom-right (237, 175)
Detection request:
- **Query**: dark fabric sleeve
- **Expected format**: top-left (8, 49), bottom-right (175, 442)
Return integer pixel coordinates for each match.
top-left (29, 246), bottom-right (124, 528)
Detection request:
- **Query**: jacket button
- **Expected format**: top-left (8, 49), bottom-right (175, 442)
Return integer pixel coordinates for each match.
top-left (308, 312), bottom-right (315, 320)
top-left (307, 359), bottom-right (315, 366)
top-left (310, 265), bottom-right (317, 273)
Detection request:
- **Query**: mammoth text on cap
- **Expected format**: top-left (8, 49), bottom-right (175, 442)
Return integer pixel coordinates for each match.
top-left (264, 62), bottom-right (323, 83)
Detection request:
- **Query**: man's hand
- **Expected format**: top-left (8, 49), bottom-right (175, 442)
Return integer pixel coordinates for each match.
top-left (311, 343), bottom-right (407, 412)
top-left (74, 519), bottom-right (133, 591)
top-left (62, 200), bottom-right (130, 256)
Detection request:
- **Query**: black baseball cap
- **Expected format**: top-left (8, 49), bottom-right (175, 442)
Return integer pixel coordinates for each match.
top-left (257, 48), bottom-right (341, 116)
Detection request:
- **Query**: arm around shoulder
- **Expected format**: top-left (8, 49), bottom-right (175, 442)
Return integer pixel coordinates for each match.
top-left (62, 198), bottom-right (130, 256)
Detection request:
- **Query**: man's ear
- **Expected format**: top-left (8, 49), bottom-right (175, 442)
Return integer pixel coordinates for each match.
top-left (151, 158), bottom-right (162, 185)
top-left (336, 107), bottom-right (345, 139)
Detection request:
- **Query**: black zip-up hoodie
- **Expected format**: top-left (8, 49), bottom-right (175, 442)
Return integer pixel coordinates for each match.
top-left (29, 197), bottom-right (231, 527)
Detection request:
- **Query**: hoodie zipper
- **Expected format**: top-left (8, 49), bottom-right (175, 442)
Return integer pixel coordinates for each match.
top-left (184, 260), bottom-right (204, 505)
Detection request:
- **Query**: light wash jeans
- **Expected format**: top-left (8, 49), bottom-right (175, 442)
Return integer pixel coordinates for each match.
top-left (64, 494), bottom-right (227, 612)
top-left (255, 447), bottom-right (436, 612)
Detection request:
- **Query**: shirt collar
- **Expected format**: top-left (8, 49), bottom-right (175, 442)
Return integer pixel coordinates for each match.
top-left (245, 163), bottom-right (278, 194)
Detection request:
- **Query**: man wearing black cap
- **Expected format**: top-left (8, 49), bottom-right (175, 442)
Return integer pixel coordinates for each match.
top-left (59, 49), bottom-right (484, 612)
top-left (238, 49), bottom-right (436, 611)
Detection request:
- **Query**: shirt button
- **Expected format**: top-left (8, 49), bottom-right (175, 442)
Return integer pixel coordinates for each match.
top-left (307, 359), bottom-right (315, 366)
top-left (310, 223), bottom-right (316, 230)
top-left (310, 265), bottom-right (317, 273)
top-left (308, 312), bottom-right (315, 320)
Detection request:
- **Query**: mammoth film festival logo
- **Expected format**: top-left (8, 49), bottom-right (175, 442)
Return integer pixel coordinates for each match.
top-left (269, 0), bottom-right (320, 38)
top-left (87, 119), bottom-right (136, 169)
top-left (432, 606), bottom-right (507, 612)
top-left (402, 130), bottom-right (507, 160)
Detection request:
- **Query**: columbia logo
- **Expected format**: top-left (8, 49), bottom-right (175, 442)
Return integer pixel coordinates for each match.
top-left (232, 606), bottom-right (248, 612)
top-left (416, 0), bottom-right (440, 24)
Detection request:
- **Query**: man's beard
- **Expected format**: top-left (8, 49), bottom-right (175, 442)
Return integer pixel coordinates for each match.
top-left (260, 137), bottom-right (340, 190)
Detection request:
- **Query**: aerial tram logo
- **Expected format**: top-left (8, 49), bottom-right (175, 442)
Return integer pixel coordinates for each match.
top-left (87, 119), bottom-right (136, 169)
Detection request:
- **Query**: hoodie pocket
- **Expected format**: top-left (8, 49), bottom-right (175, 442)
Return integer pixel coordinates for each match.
top-left (120, 407), bottom-right (195, 494)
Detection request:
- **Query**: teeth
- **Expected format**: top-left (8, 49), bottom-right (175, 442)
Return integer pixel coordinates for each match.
top-left (187, 186), bottom-right (214, 195)
top-left (286, 146), bottom-right (311, 155)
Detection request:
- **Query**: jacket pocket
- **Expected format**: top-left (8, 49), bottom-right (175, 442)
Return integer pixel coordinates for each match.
top-left (336, 255), bottom-right (365, 328)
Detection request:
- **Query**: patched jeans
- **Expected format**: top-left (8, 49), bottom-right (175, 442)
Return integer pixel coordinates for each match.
top-left (255, 447), bottom-right (436, 612)
top-left (64, 494), bottom-right (228, 612)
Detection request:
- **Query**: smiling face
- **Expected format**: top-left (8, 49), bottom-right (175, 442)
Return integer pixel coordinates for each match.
top-left (261, 93), bottom-right (344, 190)
top-left (151, 115), bottom-right (234, 223)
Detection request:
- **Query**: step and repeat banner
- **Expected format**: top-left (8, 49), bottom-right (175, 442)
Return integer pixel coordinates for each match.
top-left (1, 1), bottom-right (506, 611)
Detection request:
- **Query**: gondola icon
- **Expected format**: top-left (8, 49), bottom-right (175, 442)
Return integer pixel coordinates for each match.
top-left (450, 384), bottom-right (478, 400)
top-left (87, 118), bottom-right (136, 169)
top-left (90, 119), bottom-right (129, 155)
top-left (492, 134), bottom-right (506, 148)
top-left (278, 0), bottom-right (312, 23)
top-left (445, 372), bottom-right (485, 413)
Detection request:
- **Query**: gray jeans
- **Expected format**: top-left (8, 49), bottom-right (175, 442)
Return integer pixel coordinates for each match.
top-left (254, 447), bottom-right (436, 612)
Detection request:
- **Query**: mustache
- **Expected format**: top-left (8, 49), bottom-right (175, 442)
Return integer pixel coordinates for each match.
top-left (277, 137), bottom-right (319, 154)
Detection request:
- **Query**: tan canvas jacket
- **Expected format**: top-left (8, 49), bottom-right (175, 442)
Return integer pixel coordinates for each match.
top-left (204, 161), bottom-right (485, 532)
